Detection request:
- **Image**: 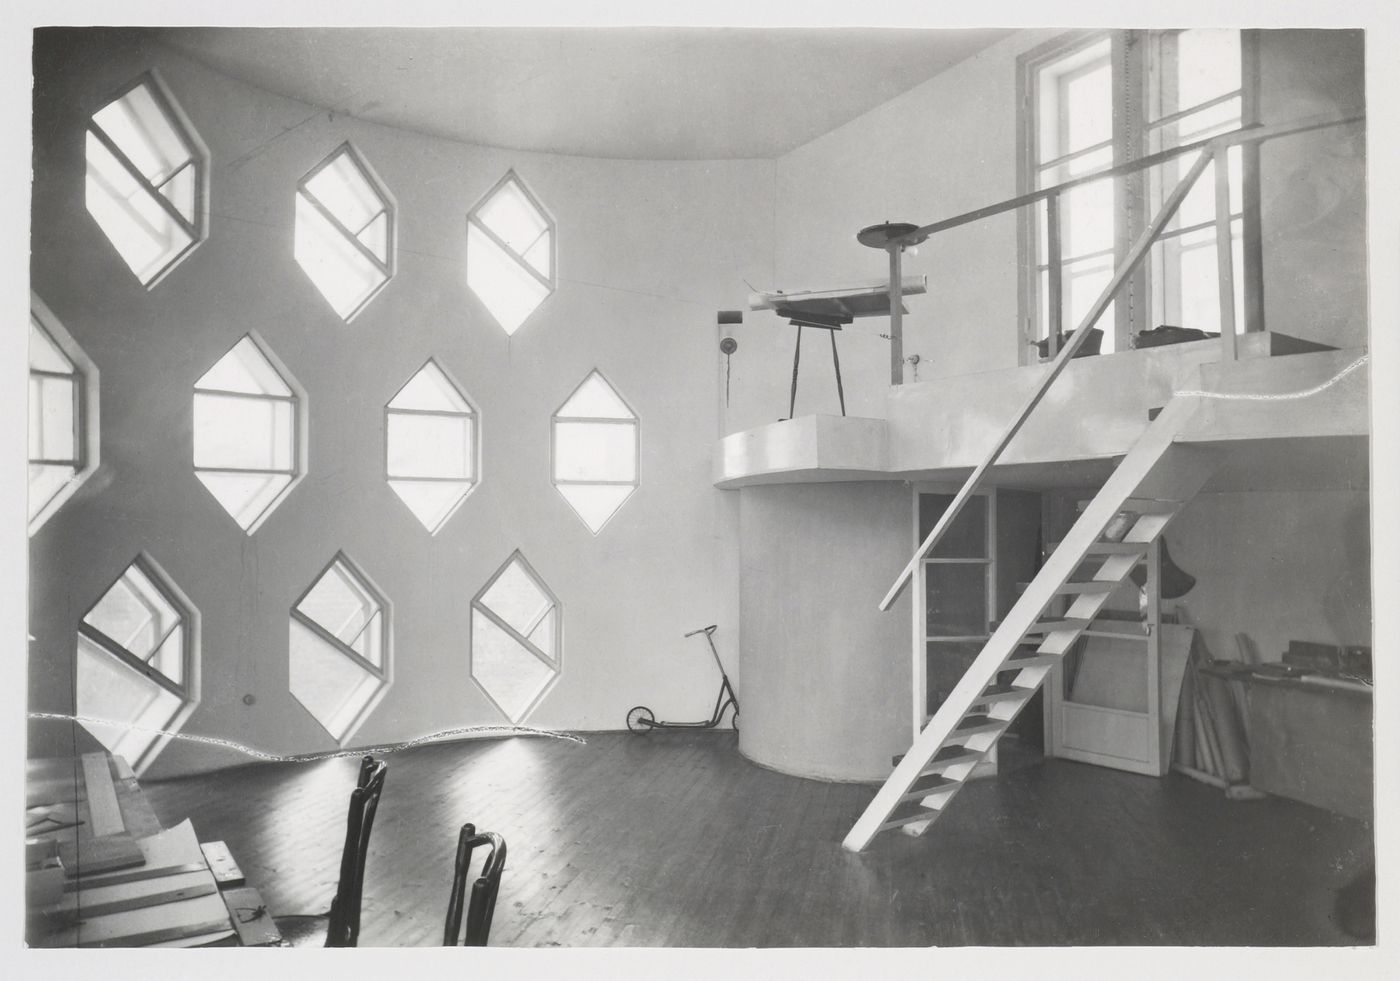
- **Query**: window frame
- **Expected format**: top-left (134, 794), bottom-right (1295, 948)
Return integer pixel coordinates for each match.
top-left (85, 69), bottom-right (209, 288)
top-left (289, 552), bottom-right (391, 743)
top-left (295, 140), bottom-right (397, 322)
top-left (549, 368), bottom-right (641, 536)
top-left (1016, 29), bottom-right (1261, 363)
top-left (28, 293), bottom-right (100, 535)
top-left (192, 331), bottom-right (306, 534)
top-left (469, 550), bottom-right (562, 724)
top-left (384, 357), bottom-right (481, 534)
top-left (465, 169), bottom-right (557, 335)
top-left (76, 552), bottom-right (200, 774)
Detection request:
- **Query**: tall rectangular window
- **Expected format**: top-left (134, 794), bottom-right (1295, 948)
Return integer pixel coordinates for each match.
top-left (1020, 30), bottom-right (1255, 360)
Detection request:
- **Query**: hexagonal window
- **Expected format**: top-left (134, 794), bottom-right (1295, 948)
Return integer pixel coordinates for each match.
top-left (295, 142), bottom-right (395, 321)
top-left (386, 359), bottom-right (479, 533)
top-left (77, 554), bottom-right (197, 774)
top-left (85, 71), bottom-right (206, 287)
top-left (289, 553), bottom-right (389, 744)
top-left (466, 171), bottom-right (554, 335)
top-left (193, 333), bottom-right (304, 533)
top-left (29, 294), bottom-right (99, 535)
top-left (551, 369), bottom-right (639, 534)
top-left (471, 552), bottom-right (560, 723)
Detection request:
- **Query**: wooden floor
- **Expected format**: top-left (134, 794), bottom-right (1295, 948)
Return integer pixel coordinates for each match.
top-left (140, 730), bottom-right (1374, 947)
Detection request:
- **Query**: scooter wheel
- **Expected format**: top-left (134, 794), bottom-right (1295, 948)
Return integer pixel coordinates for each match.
top-left (626, 706), bottom-right (655, 732)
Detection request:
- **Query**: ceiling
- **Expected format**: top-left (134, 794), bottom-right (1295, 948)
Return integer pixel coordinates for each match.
top-left (149, 27), bottom-right (1012, 160)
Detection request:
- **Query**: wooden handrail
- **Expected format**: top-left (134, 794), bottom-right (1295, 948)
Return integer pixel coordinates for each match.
top-left (877, 146), bottom-right (1216, 611)
top-left (890, 111), bottom-right (1362, 246)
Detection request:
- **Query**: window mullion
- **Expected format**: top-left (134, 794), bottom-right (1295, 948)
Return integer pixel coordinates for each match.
top-left (470, 217), bottom-right (554, 292)
top-left (291, 608), bottom-right (384, 679)
top-left (88, 123), bottom-right (197, 239)
top-left (474, 601), bottom-right (555, 669)
top-left (302, 189), bottom-right (391, 277)
top-left (79, 623), bottom-right (185, 698)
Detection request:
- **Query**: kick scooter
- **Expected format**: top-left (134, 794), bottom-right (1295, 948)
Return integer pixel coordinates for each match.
top-left (625, 624), bottom-right (739, 733)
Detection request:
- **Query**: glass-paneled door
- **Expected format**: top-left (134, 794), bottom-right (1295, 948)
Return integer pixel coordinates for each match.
top-left (915, 488), bottom-right (997, 776)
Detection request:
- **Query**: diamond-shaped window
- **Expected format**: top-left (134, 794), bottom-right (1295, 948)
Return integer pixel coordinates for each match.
top-left (551, 370), bottom-right (639, 534)
top-left (77, 554), bottom-right (197, 773)
top-left (193, 333), bottom-right (303, 533)
top-left (386, 359), bottom-right (479, 533)
top-left (295, 142), bottom-right (395, 321)
top-left (466, 171), bottom-right (554, 335)
top-left (471, 552), bottom-right (560, 723)
top-left (29, 294), bottom-right (99, 535)
top-left (85, 71), bottom-right (206, 287)
top-left (290, 553), bottom-right (389, 743)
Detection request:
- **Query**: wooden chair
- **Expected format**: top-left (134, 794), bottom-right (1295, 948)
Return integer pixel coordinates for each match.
top-left (275, 755), bottom-right (388, 947)
top-left (442, 823), bottom-right (506, 946)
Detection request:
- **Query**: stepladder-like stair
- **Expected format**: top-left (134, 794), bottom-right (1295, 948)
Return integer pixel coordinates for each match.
top-left (842, 395), bottom-right (1219, 852)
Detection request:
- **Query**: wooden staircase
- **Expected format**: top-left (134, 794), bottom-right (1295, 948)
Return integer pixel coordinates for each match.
top-left (842, 395), bottom-right (1219, 852)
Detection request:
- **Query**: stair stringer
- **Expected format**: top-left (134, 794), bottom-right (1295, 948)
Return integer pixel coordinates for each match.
top-left (843, 395), bottom-right (1221, 853)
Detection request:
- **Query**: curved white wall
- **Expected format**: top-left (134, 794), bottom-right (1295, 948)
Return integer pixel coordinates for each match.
top-left (29, 28), bottom-right (772, 776)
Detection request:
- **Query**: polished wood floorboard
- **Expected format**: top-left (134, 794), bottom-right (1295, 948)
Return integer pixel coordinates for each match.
top-left (140, 731), bottom-right (1373, 947)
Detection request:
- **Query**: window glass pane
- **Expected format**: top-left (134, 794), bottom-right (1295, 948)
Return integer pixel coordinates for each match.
top-left (471, 610), bottom-right (555, 722)
top-left (523, 232), bottom-right (552, 278)
top-left (479, 559), bottom-right (551, 637)
top-left (389, 362), bottom-right (470, 413)
top-left (304, 151), bottom-right (382, 232)
top-left (1170, 29), bottom-right (1241, 115)
top-left (193, 393), bottom-right (293, 471)
top-left (91, 83), bottom-right (192, 185)
top-left (196, 336), bottom-right (291, 396)
top-left (557, 483), bottom-right (635, 534)
top-left (29, 464), bottom-right (75, 521)
top-left (925, 563), bottom-right (989, 638)
top-left (389, 479), bottom-right (472, 533)
top-left (360, 212), bottom-right (389, 264)
top-left (558, 372), bottom-right (633, 419)
top-left (195, 471), bottom-right (291, 530)
top-left (298, 561), bottom-right (378, 647)
top-left (466, 223), bottom-right (550, 335)
top-left (1061, 179), bottom-right (1115, 259)
top-left (553, 421), bottom-right (637, 483)
top-left (477, 180), bottom-right (548, 256)
top-left (387, 413), bottom-right (473, 479)
top-left (1064, 635), bottom-right (1150, 711)
top-left (926, 640), bottom-right (985, 717)
top-left (159, 163), bottom-right (196, 225)
top-left (86, 131), bottom-right (194, 283)
top-left (30, 319), bottom-right (74, 374)
top-left (84, 565), bottom-right (178, 661)
top-left (1062, 60), bottom-right (1112, 155)
top-left (289, 618), bottom-right (380, 739)
top-left (918, 493), bottom-right (988, 559)
top-left (295, 192), bottom-right (386, 319)
top-left (77, 633), bottom-right (182, 766)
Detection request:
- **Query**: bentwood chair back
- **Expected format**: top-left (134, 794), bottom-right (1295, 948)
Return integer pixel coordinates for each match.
top-left (275, 754), bottom-right (388, 947)
top-left (442, 823), bottom-right (507, 946)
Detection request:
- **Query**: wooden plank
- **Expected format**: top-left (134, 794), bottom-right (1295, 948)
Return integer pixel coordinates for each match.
top-left (1214, 152), bottom-right (1238, 361)
top-left (59, 834), bottom-right (144, 878)
top-left (218, 886), bottom-right (283, 946)
top-left (81, 753), bottom-right (125, 837)
top-left (48, 881), bottom-right (218, 921)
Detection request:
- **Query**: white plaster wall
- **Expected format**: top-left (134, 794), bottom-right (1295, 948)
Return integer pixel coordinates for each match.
top-left (28, 29), bottom-right (771, 777)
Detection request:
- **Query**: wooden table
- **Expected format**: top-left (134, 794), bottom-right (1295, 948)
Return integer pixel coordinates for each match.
top-left (25, 752), bottom-right (281, 948)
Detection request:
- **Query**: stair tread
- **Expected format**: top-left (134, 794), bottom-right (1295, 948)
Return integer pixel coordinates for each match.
top-left (1119, 497), bottom-right (1183, 514)
top-left (1027, 617), bottom-right (1093, 631)
top-left (898, 775), bottom-right (958, 802)
top-left (1055, 581), bottom-right (1118, 594)
top-left (1004, 651), bottom-right (1059, 669)
top-left (1084, 541), bottom-right (1150, 555)
top-left (975, 684), bottom-right (1028, 703)
top-left (878, 806), bottom-right (941, 832)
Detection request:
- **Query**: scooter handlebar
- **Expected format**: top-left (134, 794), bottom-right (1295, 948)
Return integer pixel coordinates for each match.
top-left (684, 624), bottom-right (718, 638)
